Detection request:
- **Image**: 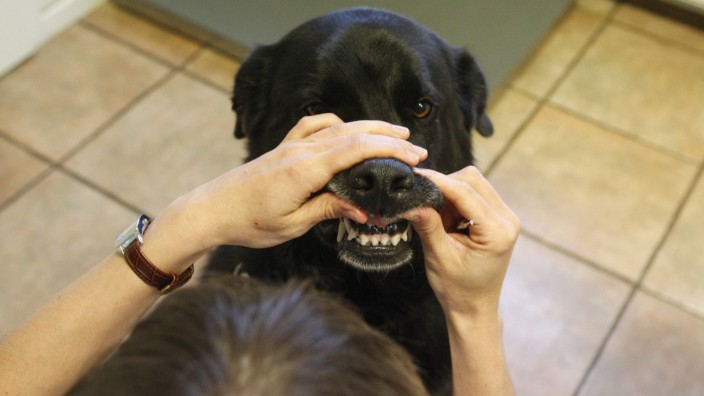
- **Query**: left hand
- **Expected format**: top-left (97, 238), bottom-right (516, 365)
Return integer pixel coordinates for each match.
top-left (404, 166), bottom-right (520, 320)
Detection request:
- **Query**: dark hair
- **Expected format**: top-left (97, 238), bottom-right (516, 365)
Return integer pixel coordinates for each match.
top-left (68, 276), bottom-right (428, 396)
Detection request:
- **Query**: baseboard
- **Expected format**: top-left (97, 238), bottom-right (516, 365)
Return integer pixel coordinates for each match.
top-left (40, 0), bottom-right (106, 43)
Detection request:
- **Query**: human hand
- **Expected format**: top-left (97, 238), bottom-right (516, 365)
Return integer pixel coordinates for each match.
top-left (404, 166), bottom-right (520, 321)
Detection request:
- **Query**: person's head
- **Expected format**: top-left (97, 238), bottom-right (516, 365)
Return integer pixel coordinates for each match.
top-left (69, 276), bottom-right (428, 396)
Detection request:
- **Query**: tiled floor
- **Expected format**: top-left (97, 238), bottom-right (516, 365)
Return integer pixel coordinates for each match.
top-left (1, 1), bottom-right (703, 395)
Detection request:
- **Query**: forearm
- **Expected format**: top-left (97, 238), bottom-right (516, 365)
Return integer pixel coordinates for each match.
top-left (447, 310), bottom-right (514, 396)
top-left (0, 198), bottom-right (215, 395)
top-left (0, 254), bottom-right (159, 395)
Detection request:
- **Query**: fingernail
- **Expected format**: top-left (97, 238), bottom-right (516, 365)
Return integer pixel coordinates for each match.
top-left (394, 125), bottom-right (410, 137)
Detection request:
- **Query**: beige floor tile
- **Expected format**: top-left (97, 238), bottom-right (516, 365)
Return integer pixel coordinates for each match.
top-left (511, 6), bottom-right (605, 98)
top-left (579, 292), bottom-right (704, 396)
top-left (615, 4), bottom-right (704, 53)
top-left (475, 89), bottom-right (539, 171)
top-left (552, 24), bottom-right (704, 161)
top-left (0, 139), bottom-right (48, 205)
top-left (0, 172), bottom-right (136, 336)
top-left (644, 174), bottom-right (704, 316)
top-left (84, 2), bottom-right (201, 65)
top-left (502, 236), bottom-right (631, 396)
top-left (185, 48), bottom-right (240, 92)
top-left (66, 73), bottom-right (246, 215)
top-left (489, 105), bottom-right (696, 280)
top-left (0, 25), bottom-right (169, 161)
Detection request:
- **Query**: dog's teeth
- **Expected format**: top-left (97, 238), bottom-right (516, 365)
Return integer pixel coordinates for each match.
top-left (359, 234), bottom-right (369, 246)
top-left (337, 219), bottom-right (345, 243)
top-left (371, 235), bottom-right (380, 246)
top-left (391, 234), bottom-right (401, 246)
top-left (400, 223), bottom-right (412, 242)
top-left (380, 234), bottom-right (390, 246)
top-left (347, 230), bottom-right (357, 240)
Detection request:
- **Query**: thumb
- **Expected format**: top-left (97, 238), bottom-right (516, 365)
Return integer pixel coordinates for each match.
top-left (296, 193), bottom-right (367, 228)
top-left (405, 207), bottom-right (446, 251)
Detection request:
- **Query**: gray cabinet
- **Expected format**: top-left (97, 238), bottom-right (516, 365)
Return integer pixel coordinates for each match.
top-left (116, 0), bottom-right (572, 89)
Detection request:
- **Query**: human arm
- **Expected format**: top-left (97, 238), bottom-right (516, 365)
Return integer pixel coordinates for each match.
top-left (0, 114), bottom-right (428, 396)
top-left (404, 166), bottom-right (519, 396)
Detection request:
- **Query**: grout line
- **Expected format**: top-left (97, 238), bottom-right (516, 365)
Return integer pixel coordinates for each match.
top-left (181, 68), bottom-right (233, 95)
top-left (78, 20), bottom-right (199, 70)
top-left (0, 167), bottom-right (55, 215)
top-left (519, 230), bottom-right (635, 286)
top-left (484, 5), bottom-right (618, 176)
top-left (57, 38), bottom-right (207, 166)
top-left (0, 20), bottom-right (209, 218)
top-left (56, 69), bottom-right (177, 165)
top-left (547, 101), bottom-right (702, 166)
top-left (59, 164), bottom-right (147, 216)
top-left (611, 17), bottom-right (704, 60)
top-left (571, 283), bottom-right (638, 395)
top-left (640, 284), bottom-right (704, 322)
top-left (0, 131), bottom-right (58, 214)
top-left (0, 128), bottom-right (56, 166)
top-left (572, 138), bottom-right (704, 396)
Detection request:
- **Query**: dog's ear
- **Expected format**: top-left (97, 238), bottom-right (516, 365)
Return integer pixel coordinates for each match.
top-left (455, 49), bottom-right (493, 137)
top-left (232, 45), bottom-right (274, 139)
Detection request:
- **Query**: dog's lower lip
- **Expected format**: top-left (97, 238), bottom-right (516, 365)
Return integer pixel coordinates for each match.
top-left (336, 218), bottom-right (412, 247)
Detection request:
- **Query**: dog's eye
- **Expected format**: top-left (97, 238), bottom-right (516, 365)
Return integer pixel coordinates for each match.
top-left (413, 99), bottom-right (432, 119)
top-left (305, 103), bottom-right (326, 116)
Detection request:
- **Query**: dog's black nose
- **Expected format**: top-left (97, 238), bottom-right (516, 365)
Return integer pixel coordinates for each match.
top-left (347, 159), bottom-right (415, 215)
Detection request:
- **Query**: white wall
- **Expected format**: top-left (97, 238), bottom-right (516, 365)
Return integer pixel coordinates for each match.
top-left (0, 0), bottom-right (105, 77)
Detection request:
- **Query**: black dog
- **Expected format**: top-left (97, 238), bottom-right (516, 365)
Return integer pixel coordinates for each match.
top-left (209, 7), bottom-right (492, 394)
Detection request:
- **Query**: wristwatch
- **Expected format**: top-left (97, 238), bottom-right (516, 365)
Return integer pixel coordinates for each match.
top-left (115, 215), bottom-right (194, 294)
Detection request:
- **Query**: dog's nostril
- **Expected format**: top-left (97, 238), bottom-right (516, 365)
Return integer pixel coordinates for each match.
top-left (350, 173), bottom-right (375, 190)
top-left (390, 174), bottom-right (414, 192)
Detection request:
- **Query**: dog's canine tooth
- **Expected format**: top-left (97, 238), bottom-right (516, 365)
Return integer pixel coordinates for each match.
top-left (401, 230), bottom-right (409, 242)
top-left (400, 222), bottom-right (412, 242)
top-left (345, 219), bottom-right (358, 240)
top-left (337, 219), bottom-right (346, 243)
top-left (347, 230), bottom-right (357, 241)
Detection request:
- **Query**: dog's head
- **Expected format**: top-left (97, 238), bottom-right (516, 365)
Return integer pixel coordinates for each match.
top-left (231, 8), bottom-right (492, 272)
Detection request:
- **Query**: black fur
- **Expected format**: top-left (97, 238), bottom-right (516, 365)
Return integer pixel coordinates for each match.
top-left (209, 8), bottom-right (492, 394)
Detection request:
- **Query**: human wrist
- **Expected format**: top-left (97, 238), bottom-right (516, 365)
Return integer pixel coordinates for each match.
top-left (444, 298), bottom-right (502, 333)
top-left (137, 196), bottom-right (213, 274)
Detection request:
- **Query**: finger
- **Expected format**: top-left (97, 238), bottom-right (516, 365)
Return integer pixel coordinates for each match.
top-left (414, 168), bottom-right (498, 228)
top-left (294, 193), bottom-right (368, 230)
top-left (305, 119), bottom-right (411, 142)
top-left (283, 114), bottom-right (344, 141)
top-left (450, 166), bottom-right (516, 222)
top-left (309, 134), bottom-right (428, 181)
top-left (284, 115), bottom-right (411, 143)
top-left (404, 207), bottom-right (447, 251)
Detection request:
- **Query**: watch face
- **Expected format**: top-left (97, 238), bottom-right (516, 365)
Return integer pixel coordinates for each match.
top-left (115, 215), bottom-right (151, 254)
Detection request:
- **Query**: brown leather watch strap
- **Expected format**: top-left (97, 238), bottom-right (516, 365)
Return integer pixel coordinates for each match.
top-left (124, 242), bottom-right (194, 294)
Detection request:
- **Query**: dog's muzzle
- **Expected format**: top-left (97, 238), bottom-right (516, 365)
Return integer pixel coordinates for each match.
top-left (322, 158), bottom-right (443, 272)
